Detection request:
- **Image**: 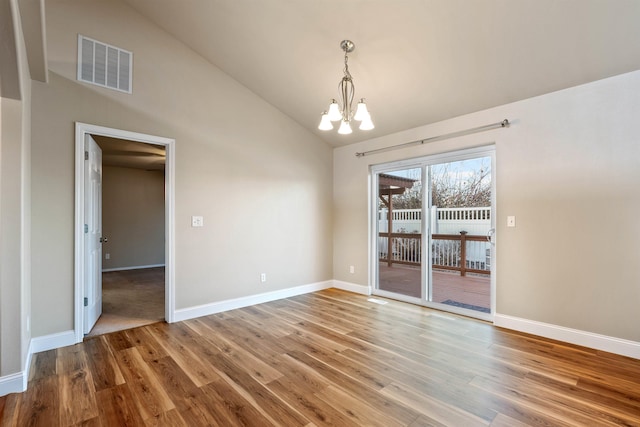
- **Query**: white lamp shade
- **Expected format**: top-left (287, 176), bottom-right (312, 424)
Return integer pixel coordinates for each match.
top-left (338, 120), bottom-right (352, 135)
top-left (327, 100), bottom-right (342, 121)
top-left (318, 113), bottom-right (333, 130)
top-left (359, 114), bottom-right (374, 130)
top-left (353, 99), bottom-right (370, 121)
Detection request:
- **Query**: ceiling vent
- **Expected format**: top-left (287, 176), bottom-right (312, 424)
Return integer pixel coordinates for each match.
top-left (77, 35), bottom-right (132, 93)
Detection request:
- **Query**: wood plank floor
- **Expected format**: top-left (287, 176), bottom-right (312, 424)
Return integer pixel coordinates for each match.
top-left (2, 289), bottom-right (640, 426)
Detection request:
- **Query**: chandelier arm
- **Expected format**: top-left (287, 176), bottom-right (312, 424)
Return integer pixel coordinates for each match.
top-left (339, 80), bottom-right (347, 120)
top-left (347, 80), bottom-right (355, 120)
top-left (338, 78), bottom-right (356, 121)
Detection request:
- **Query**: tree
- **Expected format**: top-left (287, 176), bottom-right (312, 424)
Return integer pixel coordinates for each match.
top-left (380, 158), bottom-right (491, 210)
top-left (431, 160), bottom-right (491, 208)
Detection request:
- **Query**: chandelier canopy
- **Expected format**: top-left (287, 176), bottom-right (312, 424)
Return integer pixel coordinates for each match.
top-left (318, 40), bottom-right (374, 135)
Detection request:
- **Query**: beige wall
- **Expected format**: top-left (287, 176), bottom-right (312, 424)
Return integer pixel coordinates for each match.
top-left (102, 166), bottom-right (165, 270)
top-left (0, 97), bottom-right (24, 375)
top-left (334, 71), bottom-right (640, 343)
top-left (30, 0), bottom-right (332, 336)
top-left (0, 0), bottom-right (31, 376)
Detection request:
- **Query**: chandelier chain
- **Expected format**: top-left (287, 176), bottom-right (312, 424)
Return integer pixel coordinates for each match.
top-left (343, 51), bottom-right (352, 81)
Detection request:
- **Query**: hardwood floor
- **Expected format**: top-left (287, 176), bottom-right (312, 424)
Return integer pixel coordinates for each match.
top-left (2, 289), bottom-right (640, 426)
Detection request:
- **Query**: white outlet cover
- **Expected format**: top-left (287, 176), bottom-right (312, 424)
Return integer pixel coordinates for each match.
top-left (192, 216), bottom-right (204, 227)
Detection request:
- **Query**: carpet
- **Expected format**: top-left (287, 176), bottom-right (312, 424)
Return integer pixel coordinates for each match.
top-left (86, 267), bottom-right (165, 337)
top-left (441, 299), bottom-right (490, 313)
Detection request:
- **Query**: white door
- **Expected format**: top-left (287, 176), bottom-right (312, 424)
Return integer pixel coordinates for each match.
top-left (84, 134), bottom-right (102, 333)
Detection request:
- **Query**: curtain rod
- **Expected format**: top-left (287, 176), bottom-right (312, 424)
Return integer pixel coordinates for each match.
top-left (355, 119), bottom-right (510, 157)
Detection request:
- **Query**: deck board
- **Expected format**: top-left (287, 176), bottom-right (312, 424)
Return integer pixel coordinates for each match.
top-left (379, 263), bottom-right (490, 310)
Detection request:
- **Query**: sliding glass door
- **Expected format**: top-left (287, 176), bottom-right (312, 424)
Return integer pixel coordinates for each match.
top-left (372, 147), bottom-right (495, 320)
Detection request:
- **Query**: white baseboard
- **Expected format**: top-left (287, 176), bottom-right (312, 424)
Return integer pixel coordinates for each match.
top-left (102, 264), bottom-right (165, 273)
top-left (31, 330), bottom-right (76, 353)
top-left (494, 314), bottom-right (640, 360)
top-left (332, 280), bottom-right (371, 295)
top-left (0, 371), bottom-right (26, 396)
top-left (173, 280), bottom-right (333, 322)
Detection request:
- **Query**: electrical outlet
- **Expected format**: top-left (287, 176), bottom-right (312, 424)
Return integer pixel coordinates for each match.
top-left (192, 216), bottom-right (204, 227)
top-left (349, 265), bottom-right (355, 274)
top-left (105, 253), bottom-right (110, 260)
top-left (260, 273), bottom-right (267, 283)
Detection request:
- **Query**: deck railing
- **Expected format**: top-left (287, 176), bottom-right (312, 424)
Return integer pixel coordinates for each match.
top-left (379, 231), bottom-right (490, 276)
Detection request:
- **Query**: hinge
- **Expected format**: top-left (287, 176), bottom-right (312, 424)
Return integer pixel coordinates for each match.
top-left (84, 224), bottom-right (88, 233)
top-left (85, 151), bottom-right (89, 160)
top-left (84, 297), bottom-right (88, 307)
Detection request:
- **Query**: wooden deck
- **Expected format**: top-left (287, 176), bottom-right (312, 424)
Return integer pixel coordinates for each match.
top-left (379, 263), bottom-right (490, 312)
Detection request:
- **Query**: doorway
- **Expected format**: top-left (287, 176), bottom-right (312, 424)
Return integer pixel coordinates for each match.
top-left (90, 136), bottom-right (167, 336)
top-left (74, 123), bottom-right (175, 343)
top-left (372, 146), bottom-right (495, 321)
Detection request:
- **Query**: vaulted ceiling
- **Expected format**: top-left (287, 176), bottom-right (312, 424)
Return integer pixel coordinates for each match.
top-left (122, 0), bottom-right (640, 147)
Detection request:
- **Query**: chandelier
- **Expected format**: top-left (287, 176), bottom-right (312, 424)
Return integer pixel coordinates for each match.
top-left (318, 40), bottom-right (374, 135)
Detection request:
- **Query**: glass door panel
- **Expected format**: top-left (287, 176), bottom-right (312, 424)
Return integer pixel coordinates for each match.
top-left (376, 168), bottom-right (423, 299)
top-left (429, 157), bottom-right (492, 314)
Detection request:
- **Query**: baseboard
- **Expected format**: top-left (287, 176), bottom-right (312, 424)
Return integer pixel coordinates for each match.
top-left (30, 330), bottom-right (76, 354)
top-left (494, 314), bottom-right (640, 360)
top-left (0, 338), bottom-right (36, 396)
top-left (173, 280), bottom-right (333, 322)
top-left (0, 371), bottom-right (26, 397)
top-left (102, 264), bottom-right (165, 273)
top-left (332, 280), bottom-right (371, 295)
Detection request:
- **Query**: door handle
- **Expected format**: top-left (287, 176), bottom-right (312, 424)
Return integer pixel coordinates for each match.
top-left (486, 228), bottom-right (495, 245)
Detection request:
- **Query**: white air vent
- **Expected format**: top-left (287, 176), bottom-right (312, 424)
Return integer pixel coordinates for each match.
top-left (77, 35), bottom-right (132, 93)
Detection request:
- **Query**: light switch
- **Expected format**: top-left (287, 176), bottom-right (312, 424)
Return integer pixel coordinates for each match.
top-left (507, 216), bottom-right (516, 227)
top-left (192, 216), bottom-right (204, 227)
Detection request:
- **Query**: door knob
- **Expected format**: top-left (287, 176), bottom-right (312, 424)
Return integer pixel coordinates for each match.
top-left (100, 237), bottom-right (108, 243)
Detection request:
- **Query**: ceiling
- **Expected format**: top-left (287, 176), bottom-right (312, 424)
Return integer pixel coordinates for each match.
top-left (93, 136), bottom-right (166, 171)
top-left (122, 0), bottom-right (640, 147)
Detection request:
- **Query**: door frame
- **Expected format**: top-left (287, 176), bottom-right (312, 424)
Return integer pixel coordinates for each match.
top-left (369, 145), bottom-right (496, 321)
top-left (74, 122), bottom-right (176, 342)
